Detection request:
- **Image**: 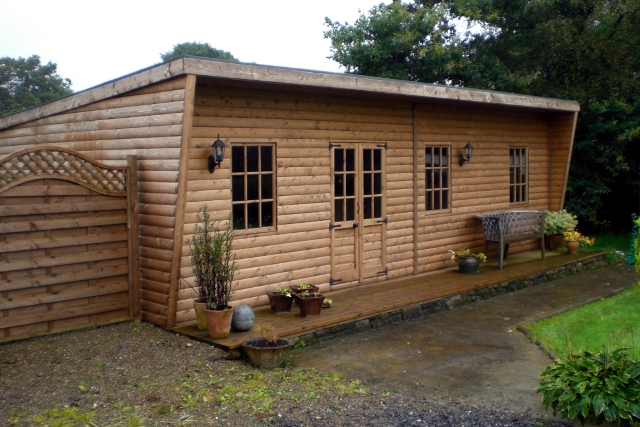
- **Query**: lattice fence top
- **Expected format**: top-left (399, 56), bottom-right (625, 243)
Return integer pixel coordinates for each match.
top-left (0, 146), bottom-right (127, 195)
top-left (477, 210), bottom-right (545, 241)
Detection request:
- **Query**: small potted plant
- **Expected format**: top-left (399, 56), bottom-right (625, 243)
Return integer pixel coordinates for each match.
top-left (241, 324), bottom-right (292, 369)
top-left (292, 291), bottom-right (326, 317)
top-left (289, 282), bottom-right (320, 295)
top-left (448, 248), bottom-right (487, 274)
top-left (266, 287), bottom-right (294, 314)
top-left (563, 228), bottom-right (594, 254)
top-left (544, 210), bottom-right (578, 249)
top-left (187, 205), bottom-right (238, 339)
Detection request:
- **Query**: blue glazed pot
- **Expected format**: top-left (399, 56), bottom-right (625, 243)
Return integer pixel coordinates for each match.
top-left (457, 256), bottom-right (480, 274)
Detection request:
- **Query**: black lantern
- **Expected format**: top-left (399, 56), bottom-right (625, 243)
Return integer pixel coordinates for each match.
top-left (459, 140), bottom-right (474, 166)
top-left (208, 134), bottom-right (226, 173)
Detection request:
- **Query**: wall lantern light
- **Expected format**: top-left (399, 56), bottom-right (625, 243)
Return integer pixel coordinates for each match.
top-left (459, 140), bottom-right (474, 166)
top-left (208, 134), bottom-right (226, 173)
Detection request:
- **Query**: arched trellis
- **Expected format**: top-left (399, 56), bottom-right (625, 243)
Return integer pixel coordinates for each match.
top-left (0, 146), bottom-right (140, 343)
top-left (0, 145), bottom-right (127, 196)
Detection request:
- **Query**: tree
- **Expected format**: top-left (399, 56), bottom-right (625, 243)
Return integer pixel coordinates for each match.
top-left (160, 42), bottom-right (239, 63)
top-left (324, 2), bottom-right (465, 84)
top-left (0, 55), bottom-right (73, 117)
top-left (325, 0), bottom-right (640, 229)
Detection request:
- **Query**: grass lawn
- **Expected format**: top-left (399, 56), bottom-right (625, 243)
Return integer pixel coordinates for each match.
top-left (589, 232), bottom-right (631, 253)
top-left (525, 283), bottom-right (640, 358)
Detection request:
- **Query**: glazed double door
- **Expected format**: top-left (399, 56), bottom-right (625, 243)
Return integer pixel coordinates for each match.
top-left (330, 143), bottom-right (387, 286)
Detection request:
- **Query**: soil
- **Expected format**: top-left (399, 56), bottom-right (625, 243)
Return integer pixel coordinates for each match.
top-left (0, 321), bottom-right (570, 426)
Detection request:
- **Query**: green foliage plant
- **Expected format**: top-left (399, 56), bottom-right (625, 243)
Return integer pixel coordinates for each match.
top-left (274, 286), bottom-right (291, 297)
top-left (187, 205), bottom-right (238, 310)
top-left (544, 210), bottom-right (578, 236)
top-left (537, 347), bottom-right (640, 425)
top-left (448, 247), bottom-right (487, 262)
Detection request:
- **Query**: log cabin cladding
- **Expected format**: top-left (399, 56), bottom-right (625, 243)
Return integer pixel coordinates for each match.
top-left (0, 59), bottom-right (580, 329)
top-left (177, 81), bottom-right (412, 325)
top-left (0, 147), bottom-right (139, 343)
top-left (414, 103), bottom-right (559, 274)
top-left (177, 79), bottom-right (578, 326)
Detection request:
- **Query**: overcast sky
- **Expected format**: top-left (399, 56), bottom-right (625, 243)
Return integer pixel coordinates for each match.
top-left (1, 0), bottom-right (384, 92)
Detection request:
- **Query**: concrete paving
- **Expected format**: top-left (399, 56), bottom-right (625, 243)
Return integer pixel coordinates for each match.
top-left (291, 264), bottom-right (638, 419)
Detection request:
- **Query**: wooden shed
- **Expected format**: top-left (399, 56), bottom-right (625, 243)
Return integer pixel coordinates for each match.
top-left (0, 57), bottom-right (578, 339)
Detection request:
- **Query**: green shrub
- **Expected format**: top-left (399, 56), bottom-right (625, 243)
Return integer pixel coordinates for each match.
top-left (537, 348), bottom-right (640, 425)
top-left (544, 210), bottom-right (578, 236)
top-left (187, 206), bottom-right (237, 310)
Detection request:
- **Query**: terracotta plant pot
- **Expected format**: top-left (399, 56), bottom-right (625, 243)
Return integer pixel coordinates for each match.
top-left (566, 239), bottom-right (579, 254)
top-left (547, 234), bottom-right (564, 250)
top-left (193, 299), bottom-right (208, 331)
top-left (203, 305), bottom-right (234, 339)
top-left (292, 293), bottom-right (325, 317)
top-left (266, 291), bottom-right (294, 314)
top-left (457, 256), bottom-right (480, 274)
top-left (241, 338), bottom-right (292, 369)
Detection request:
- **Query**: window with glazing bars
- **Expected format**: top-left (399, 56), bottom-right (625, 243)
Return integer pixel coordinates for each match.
top-left (231, 145), bottom-right (275, 230)
top-left (425, 146), bottom-right (449, 211)
top-left (509, 147), bottom-right (528, 203)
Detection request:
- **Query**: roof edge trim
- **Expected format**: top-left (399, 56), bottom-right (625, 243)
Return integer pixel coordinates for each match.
top-left (0, 57), bottom-right (580, 131)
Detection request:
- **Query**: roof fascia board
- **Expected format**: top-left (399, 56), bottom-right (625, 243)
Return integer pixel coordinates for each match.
top-left (0, 56), bottom-right (580, 131)
top-left (182, 58), bottom-right (580, 113)
top-left (0, 60), bottom-right (186, 130)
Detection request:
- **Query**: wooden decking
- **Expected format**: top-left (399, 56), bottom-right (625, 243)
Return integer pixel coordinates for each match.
top-left (172, 251), bottom-right (604, 350)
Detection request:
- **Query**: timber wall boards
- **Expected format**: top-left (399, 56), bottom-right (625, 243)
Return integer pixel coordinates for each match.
top-left (414, 103), bottom-right (552, 274)
top-left (0, 77), bottom-right (188, 327)
top-left (174, 80), bottom-right (562, 326)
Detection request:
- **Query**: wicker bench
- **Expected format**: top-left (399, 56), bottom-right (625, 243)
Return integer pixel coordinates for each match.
top-left (476, 210), bottom-right (546, 270)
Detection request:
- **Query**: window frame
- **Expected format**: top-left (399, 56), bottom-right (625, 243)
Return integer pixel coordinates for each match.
top-left (424, 145), bottom-right (451, 213)
top-left (230, 143), bottom-right (277, 233)
top-left (509, 146), bottom-right (529, 204)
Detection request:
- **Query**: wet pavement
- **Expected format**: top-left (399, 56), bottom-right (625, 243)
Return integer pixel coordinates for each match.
top-left (291, 264), bottom-right (638, 419)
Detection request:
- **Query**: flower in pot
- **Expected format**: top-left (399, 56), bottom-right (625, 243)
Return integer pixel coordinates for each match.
top-left (266, 287), bottom-right (293, 314)
top-left (544, 210), bottom-right (578, 249)
top-left (292, 291), bottom-right (326, 317)
top-left (448, 248), bottom-right (486, 274)
top-left (241, 324), bottom-right (292, 369)
top-left (187, 205), bottom-right (238, 339)
top-left (563, 228), bottom-right (594, 254)
top-left (288, 282), bottom-right (319, 295)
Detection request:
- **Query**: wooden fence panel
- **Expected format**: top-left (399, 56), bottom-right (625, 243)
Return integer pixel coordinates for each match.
top-left (0, 147), bottom-right (137, 343)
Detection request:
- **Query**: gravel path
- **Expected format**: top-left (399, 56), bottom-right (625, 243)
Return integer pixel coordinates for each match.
top-left (0, 322), bottom-right (569, 426)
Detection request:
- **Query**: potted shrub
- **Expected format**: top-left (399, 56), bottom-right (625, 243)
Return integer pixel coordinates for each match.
top-left (241, 324), bottom-right (292, 369)
top-left (563, 228), bottom-right (594, 254)
top-left (544, 210), bottom-right (578, 249)
top-left (187, 205), bottom-right (238, 339)
top-left (266, 287), bottom-right (294, 314)
top-left (448, 248), bottom-right (486, 274)
top-left (292, 291), bottom-right (326, 317)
